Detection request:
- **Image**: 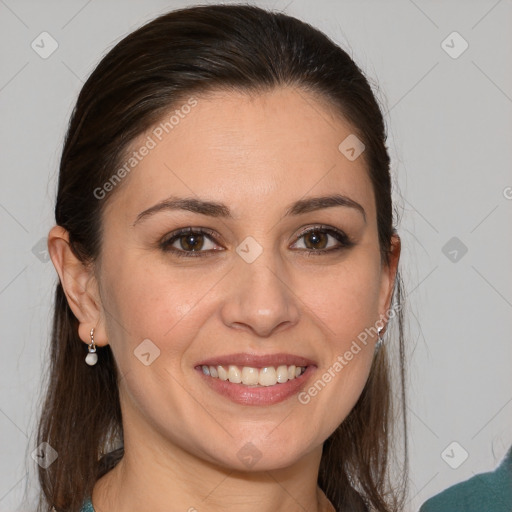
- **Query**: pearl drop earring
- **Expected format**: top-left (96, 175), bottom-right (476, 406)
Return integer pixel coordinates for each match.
top-left (85, 327), bottom-right (98, 366)
top-left (375, 326), bottom-right (384, 351)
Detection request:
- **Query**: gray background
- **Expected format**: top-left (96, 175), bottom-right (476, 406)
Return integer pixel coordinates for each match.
top-left (1, 1), bottom-right (511, 511)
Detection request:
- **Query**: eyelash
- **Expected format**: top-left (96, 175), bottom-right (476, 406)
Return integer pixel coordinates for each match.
top-left (159, 225), bottom-right (355, 258)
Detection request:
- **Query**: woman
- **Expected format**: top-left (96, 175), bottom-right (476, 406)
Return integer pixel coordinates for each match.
top-left (38, 4), bottom-right (407, 511)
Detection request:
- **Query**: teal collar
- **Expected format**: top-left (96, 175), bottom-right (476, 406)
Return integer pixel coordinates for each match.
top-left (81, 497), bottom-right (94, 512)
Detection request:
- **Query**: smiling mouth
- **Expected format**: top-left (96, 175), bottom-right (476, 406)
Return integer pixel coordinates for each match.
top-left (199, 364), bottom-right (307, 387)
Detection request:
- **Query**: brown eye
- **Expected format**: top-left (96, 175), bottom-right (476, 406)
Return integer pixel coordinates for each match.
top-left (179, 233), bottom-right (205, 251)
top-left (160, 227), bottom-right (222, 257)
top-left (303, 230), bottom-right (329, 250)
top-left (291, 225), bottom-right (354, 254)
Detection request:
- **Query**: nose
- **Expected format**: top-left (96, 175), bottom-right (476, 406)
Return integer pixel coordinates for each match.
top-left (219, 250), bottom-right (301, 338)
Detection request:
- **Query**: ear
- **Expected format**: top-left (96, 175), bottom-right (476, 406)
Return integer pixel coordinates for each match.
top-left (47, 225), bottom-right (108, 347)
top-left (377, 231), bottom-right (401, 334)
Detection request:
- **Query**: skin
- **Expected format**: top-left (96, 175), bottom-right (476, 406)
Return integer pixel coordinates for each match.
top-left (48, 86), bottom-right (400, 512)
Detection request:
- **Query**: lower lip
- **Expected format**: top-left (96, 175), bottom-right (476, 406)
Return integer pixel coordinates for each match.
top-left (196, 366), bottom-right (316, 406)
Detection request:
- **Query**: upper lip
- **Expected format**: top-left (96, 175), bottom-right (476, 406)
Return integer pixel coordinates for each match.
top-left (196, 353), bottom-right (316, 368)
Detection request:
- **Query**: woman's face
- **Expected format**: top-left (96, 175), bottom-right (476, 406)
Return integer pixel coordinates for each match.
top-left (93, 87), bottom-right (399, 471)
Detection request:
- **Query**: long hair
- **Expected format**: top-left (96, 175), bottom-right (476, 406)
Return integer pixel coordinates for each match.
top-left (36, 4), bottom-right (408, 511)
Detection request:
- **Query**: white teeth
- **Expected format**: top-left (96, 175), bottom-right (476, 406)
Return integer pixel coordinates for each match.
top-left (241, 366), bottom-right (259, 385)
top-left (217, 365), bottom-right (228, 381)
top-left (276, 365), bottom-right (288, 383)
top-left (258, 367), bottom-right (277, 386)
top-left (202, 364), bottom-right (307, 386)
top-left (228, 365), bottom-right (242, 383)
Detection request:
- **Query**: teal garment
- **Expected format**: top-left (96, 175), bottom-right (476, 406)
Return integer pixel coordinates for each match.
top-left (80, 496), bottom-right (94, 512)
top-left (419, 445), bottom-right (512, 512)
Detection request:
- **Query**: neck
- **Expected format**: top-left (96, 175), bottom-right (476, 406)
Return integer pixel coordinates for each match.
top-left (92, 438), bottom-right (334, 512)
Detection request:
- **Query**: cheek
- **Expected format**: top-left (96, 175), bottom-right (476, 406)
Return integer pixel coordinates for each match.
top-left (292, 256), bottom-right (381, 415)
top-left (299, 256), bottom-right (382, 346)
top-left (100, 255), bottom-right (223, 368)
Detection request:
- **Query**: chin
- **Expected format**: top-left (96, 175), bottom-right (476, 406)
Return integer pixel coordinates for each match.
top-left (198, 432), bottom-right (319, 473)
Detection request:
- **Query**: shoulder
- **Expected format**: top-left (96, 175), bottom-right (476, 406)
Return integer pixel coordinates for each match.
top-left (419, 446), bottom-right (512, 512)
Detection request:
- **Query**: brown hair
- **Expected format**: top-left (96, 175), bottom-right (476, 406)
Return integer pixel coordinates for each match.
top-left (36, 4), bottom-right (408, 511)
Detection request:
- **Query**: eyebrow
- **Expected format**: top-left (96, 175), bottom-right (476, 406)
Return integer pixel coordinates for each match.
top-left (132, 193), bottom-right (366, 226)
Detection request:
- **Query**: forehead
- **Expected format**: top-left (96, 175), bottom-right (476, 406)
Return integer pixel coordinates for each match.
top-left (104, 87), bottom-right (374, 221)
